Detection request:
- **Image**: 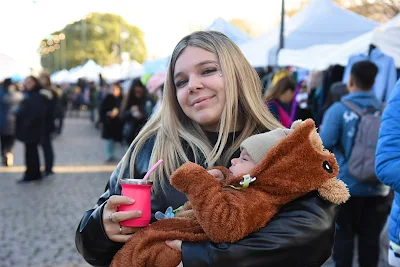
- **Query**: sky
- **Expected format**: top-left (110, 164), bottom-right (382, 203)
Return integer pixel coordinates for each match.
top-left (0, 0), bottom-right (303, 69)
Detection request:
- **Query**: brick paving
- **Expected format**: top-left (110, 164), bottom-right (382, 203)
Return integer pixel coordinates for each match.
top-left (0, 115), bottom-right (125, 267)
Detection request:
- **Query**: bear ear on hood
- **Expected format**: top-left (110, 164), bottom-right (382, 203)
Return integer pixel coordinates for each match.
top-left (290, 119), bottom-right (303, 130)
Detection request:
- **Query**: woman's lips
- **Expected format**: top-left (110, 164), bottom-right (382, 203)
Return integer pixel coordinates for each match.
top-left (191, 96), bottom-right (213, 106)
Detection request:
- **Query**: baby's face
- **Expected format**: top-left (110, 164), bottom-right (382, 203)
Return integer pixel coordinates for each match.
top-left (229, 148), bottom-right (256, 176)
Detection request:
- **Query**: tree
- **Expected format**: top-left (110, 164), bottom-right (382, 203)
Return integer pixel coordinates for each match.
top-left (39, 13), bottom-right (147, 73)
top-left (342, 0), bottom-right (400, 22)
top-left (286, 0), bottom-right (399, 22)
top-left (229, 18), bottom-right (255, 37)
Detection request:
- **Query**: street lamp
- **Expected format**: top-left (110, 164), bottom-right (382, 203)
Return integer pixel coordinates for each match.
top-left (277, 0), bottom-right (285, 66)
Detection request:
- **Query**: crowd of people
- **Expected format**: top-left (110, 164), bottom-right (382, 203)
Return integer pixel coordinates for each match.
top-left (0, 69), bottom-right (165, 178)
top-left (2, 30), bottom-right (400, 266)
top-left (0, 73), bottom-right (62, 182)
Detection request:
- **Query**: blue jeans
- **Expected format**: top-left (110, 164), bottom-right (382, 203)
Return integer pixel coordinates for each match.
top-left (105, 139), bottom-right (116, 160)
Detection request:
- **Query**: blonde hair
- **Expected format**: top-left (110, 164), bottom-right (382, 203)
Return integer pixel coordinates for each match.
top-left (118, 31), bottom-right (282, 192)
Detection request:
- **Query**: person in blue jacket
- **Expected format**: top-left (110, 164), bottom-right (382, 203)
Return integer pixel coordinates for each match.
top-left (75, 31), bottom-right (340, 267)
top-left (320, 60), bottom-right (390, 267)
top-left (376, 77), bottom-right (400, 266)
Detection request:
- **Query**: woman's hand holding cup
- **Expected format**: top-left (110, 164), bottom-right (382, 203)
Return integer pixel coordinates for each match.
top-left (103, 195), bottom-right (144, 243)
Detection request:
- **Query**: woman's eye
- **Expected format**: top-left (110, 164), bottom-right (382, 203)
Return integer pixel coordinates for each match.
top-left (202, 68), bottom-right (216, 75)
top-left (175, 80), bottom-right (187, 88)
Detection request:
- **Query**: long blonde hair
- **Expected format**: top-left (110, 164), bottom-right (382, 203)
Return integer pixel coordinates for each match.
top-left (118, 31), bottom-right (282, 192)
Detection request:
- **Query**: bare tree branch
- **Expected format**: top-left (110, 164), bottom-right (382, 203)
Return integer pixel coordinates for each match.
top-left (287, 0), bottom-right (399, 22)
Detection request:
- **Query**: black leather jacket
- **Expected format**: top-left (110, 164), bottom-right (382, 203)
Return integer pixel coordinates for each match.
top-left (75, 136), bottom-right (339, 267)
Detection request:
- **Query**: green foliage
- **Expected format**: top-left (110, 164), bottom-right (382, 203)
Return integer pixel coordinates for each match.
top-left (39, 13), bottom-right (147, 73)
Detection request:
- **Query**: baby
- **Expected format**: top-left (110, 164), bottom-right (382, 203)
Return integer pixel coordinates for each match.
top-left (209, 127), bottom-right (292, 183)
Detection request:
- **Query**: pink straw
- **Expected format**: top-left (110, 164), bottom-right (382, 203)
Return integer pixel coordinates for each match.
top-left (142, 159), bottom-right (164, 182)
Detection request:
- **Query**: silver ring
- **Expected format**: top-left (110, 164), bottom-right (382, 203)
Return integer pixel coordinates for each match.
top-left (119, 225), bottom-right (123, 235)
top-left (108, 212), bottom-right (115, 223)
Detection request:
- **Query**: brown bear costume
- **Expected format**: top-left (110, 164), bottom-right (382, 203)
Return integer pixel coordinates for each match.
top-left (111, 119), bottom-right (350, 267)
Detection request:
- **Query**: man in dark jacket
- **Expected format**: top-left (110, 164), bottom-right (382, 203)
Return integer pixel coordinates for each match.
top-left (39, 73), bottom-right (57, 176)
top-left (15, 76), bottom-right (46, 183)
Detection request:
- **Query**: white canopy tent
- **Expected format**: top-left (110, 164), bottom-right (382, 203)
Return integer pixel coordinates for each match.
top-left (239, 0), bottom-right (378, 67)
top-left (102, 60), bottom-right (144, 83)
top-left (73, 59), bottom-right (103, 83)
top-left (142, 17), bottom-right (252, 74)
top-left (0, 53), bottom-right (31, 81)
top-left (142, 56), bottom-right (170, 74)
top-left (278, 14), bottom-right (400, 70)
top-left (51, 69), bottom-right (69, 84)
top-left (206, 17), bottom-right (252, 45)
top-left (64, 66), bottom-right (83, 84)
top-left (120, 60), bottom-right (144, 80)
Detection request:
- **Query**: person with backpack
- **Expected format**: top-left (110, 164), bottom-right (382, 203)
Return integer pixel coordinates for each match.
top-left (320, 60), bottom-right (390, 267)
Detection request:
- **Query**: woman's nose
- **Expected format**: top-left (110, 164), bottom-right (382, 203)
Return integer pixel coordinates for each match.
top-left (231, 158), bottom-right (237, 166)
top-left (188, 75), bottom-right (203, 93)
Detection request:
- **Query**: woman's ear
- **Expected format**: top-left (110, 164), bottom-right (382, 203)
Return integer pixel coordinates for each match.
top-left (348, 76), bottom-right (355, 91)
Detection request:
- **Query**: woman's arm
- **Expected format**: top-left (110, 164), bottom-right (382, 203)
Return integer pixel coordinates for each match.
top-left (99, 96), bottom-right (111, 123)
top-left (75, 137), bottom-right (157, 266)
top-left (120, 109), bottom-right (134, 122)
top-left (319, 103), bottom-right (342, 150)
top-left (75, 160), bottom-right (127, 267)
top-left (181, 192), bottom-right (338, 267)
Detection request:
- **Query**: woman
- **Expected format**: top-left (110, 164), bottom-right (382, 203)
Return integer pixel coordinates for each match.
top-left (75, 31), bottom-right (339, 266)
top-left (15, 76), bottom-right (46, 183)
top-left (100, 82), bottom-right (123, 162)
top-left (264, 75), bottom-right (296, 128)
top-left (120, 78), bottom-right (154, 146)
top-left (38, 72), bottom-right (57, 176)
top-left (0, 79), bottom-right (23, 166)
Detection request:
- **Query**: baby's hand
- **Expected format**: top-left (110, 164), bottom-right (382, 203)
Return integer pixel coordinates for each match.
top-left (208, 169), bottom-right (224, 182)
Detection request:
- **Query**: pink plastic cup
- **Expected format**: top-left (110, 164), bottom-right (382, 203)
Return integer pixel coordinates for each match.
top-left (118, 179), bottom-right (153, 227)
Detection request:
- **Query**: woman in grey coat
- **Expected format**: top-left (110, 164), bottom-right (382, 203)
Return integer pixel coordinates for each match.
top-left (0, 79), bottom-right (23, 166)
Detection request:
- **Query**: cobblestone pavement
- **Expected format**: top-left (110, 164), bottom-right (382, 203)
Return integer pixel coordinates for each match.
top-left (0, 115), bottom-right (126, 267)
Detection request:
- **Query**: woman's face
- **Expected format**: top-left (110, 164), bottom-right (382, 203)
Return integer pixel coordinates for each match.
top-left (279, 89), bottom-right (295, 104)
top-left (113, 86), bottom-right (121, 97)
top-left (24, 77), bottom-right (36, 91)
top-left (174, 46), bottom-right (226, 132)
top-left (134, 86), bottom-right (144, 98)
